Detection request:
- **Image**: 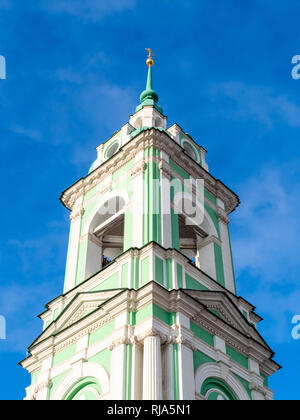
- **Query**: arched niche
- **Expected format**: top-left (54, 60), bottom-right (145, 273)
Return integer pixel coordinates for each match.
top-left (51, 362), bottom-right (110, 400)
top-left (84, 192), bottom-right (129, 279)
top-left (174, 192), bottom-right (219, 279)
top-left (195, 363), bottom-right (250, 401)
top-left (65, 377), bottom-right (102, 400)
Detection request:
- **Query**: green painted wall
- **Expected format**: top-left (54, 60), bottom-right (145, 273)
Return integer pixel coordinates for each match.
top-left (141, 256), bottom-right (150, 286)
top-left (226, 344), bottom-right (249, 370)
top-left (90, 272), bottom-right (119, 292)
top-left (190, 322), bottom-right (214, 347)
top-left (155, 256), bottom-right (164, 286)
top-left (88, 348), bottom-right (111, 374)
top-left (121, 262), bottom-right (129, 288)
top-left (52, 344), bottom-right (77, 368)
top-left (134, 303), bottom-right (175, 326)
top-left (176, 263), bottom-right (183, 288)
top-left (185, 274), bottom-right (208, 291)
top-left (193, 350), bottom-right (215, 371)
top-left (214, 243), bottom-right (226, 287)
top-left (88, 320), bottom-right (115, 347)
top-left (143, 149), bottom-right (162, 246)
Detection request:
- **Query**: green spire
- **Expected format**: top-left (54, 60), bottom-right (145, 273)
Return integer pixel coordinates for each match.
top-left (135, 49), bottom-right (163, 114)
top-left (140, 65), bottom-right (159, 104)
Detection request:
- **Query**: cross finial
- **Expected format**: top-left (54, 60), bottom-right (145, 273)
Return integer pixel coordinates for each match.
top-left (145, 48), bottom-right (154, 67)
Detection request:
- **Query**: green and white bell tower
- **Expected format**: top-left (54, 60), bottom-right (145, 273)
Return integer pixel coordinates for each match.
top-left (21, 50), bottom-right (280, 401)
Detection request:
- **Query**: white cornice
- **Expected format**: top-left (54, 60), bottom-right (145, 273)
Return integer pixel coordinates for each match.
top-left (60, 129), bottom-right (239, 214)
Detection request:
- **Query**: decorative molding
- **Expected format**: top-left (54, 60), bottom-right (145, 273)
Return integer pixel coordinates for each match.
top-left (61, 129), bottom-right (239, 214)
top-left (64, 302), bottom-right (100, 329)
top-left (130, 159), bottom-right (147, 178)
top-left (175, 335), bottom-right (197, 352)
top-left (54, 314), bottom-right (113, 354)
top-left (216, 207), bottom-right (230, 224)
top-left (69, 206), bottom-right (85, 221)
top-left (249, 382), bottom-right (267, 397)
top-left (191, 314), bottom-right (249, 357)
top-left (158, 159), bottom-right (173, 180)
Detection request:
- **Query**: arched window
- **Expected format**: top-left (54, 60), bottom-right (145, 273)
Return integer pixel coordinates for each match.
top-left (105, 141), bottom-right (120, 159)
top-left (175, 195), bottom-right (218, 279)
top-left (134, 117), bottom-right (143, 128)
top-left (85, 196), bottom-right (126, 279)
top-left (155, 117), bottom-right (162, 127)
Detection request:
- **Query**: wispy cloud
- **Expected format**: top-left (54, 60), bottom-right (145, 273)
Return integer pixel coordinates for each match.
top-left (0, 229), bottom-right (67, 353)
top-left (10, 124), bottom-right (42, 142)
top-left (39, 0), bottom-right (136, 21)
top-left (232, 162), bottom-right (300, 281)
top-left (231, 161), bottom-right (300, 342)
top-left (210, 82), bottom-right (300, 128)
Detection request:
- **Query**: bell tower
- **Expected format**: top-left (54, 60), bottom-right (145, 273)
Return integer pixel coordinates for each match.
top-left (20, 51), bottom-right (280, 401)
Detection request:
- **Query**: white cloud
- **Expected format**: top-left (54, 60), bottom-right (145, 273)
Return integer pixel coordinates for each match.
top-left (210, 81), bottom-right (300, 128)
top-left (10, 124), bottom-right (42, 142)
top-left (232, 163), bottom-right (300, 282)
top-left (40, 0), bottom-right (136, 21)
top-left (230, 161), bottom-right (300, 343)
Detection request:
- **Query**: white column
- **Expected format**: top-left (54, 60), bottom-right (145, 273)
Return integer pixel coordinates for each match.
top-left (85, 236), bottom-right (103, 279)
top-left (143, 335), bottom-right (162, 400)
top-left (64, 207), bottom-right (83, 292)
top-left (109, 342), bottom-right (126, 399)
top-left (217, 203), bottom-right (235, 293)
top-left (177, 342), bottom-right (195, 400)
top-left (197, 239), bottom-right (217, 280)
top-left (162, 343), bottom-right (174, 400)
top-left (131, 343), bottom-right (143, 400)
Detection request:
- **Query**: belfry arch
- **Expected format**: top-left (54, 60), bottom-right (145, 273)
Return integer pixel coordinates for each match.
top-left (84, 192), bottom-right (129, 279)
top-left (175, 193), bottom-right (219, 280)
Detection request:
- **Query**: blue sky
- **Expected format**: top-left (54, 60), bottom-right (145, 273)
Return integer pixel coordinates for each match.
top-left (0, 0), bottom-right (300, 400)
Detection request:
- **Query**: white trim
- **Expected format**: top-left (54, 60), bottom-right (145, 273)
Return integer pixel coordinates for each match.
top-left (82, 190), bottom-right (130, 236)
top-left (51, 362), bottom-right (110, 400)
top-left (195, 363), bottom-right (250, 400)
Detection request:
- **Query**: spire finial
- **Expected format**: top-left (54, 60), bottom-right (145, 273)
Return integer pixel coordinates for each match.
top-left (145, 48), bottom-right (154, 67)
top-left (135, 48), bottom-right (163, 114)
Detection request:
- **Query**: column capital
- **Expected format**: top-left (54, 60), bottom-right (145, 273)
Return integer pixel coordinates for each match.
top-left (158, 159), bottom-right (173, 180)
top-left (175, 335), bottom-right (197, 351)
top-left (70, 206), bottom-right (85, 221)
top-left (216, 206), bottom-right (230, 224)
top-left (138, 328), bottom-right (168, 344)
top-left (249, 382), bottom-right (267, 397)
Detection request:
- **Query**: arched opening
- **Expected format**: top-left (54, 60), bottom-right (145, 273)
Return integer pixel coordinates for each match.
top-left (65, 377), bottom-right (102, 401)
top-left (134, 117), bottom-right (143, 128)
top-left (105, 141), bottom-right (120, 159)
top-left (175, 195), bottom-right (218, 279)
top-left (179, 215), bottom-right (207, 266)
top-left (183, 142), bottom-right (196, 160)
top-left (201, 378), bottom-right (237, 401)
top-left (85, 196), bottom-right (126, 279)
top-left (155, 117), bottom-right (162, 127)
